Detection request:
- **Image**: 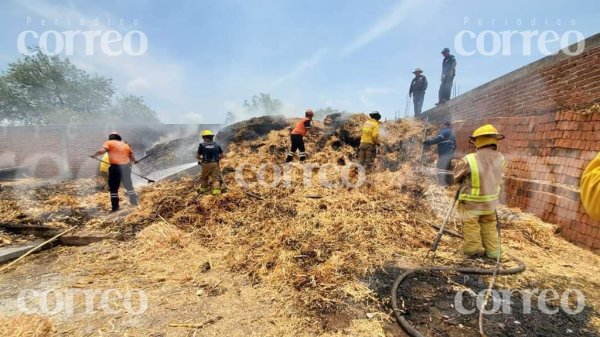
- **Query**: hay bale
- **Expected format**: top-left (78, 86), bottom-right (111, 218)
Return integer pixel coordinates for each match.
top-left (217, 115), bottom-right (289, 151)
top-left (137, 135), bottom-right (198, 174)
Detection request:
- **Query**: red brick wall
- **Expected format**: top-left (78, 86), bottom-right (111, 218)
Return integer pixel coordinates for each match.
top-left (424, 33), bottom-right (600, 251)
top-left (0, 124), bottom-right (206, 179)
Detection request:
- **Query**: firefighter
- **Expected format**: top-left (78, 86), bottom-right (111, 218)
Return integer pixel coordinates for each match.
top-left (99, 152), bottom-right (110, 190)
top-left (196, 130), bottom-right (224, 195)
top-left (581, 152), bottom-right (600, 220)
top-left (423, 121), bottom-right (456, 186)
top-left (453, 124), bottom-right (505, 259)
top-left (358, 111), bottom-right (382, 171)
top-left (286, 109), bottom-right (314, 162)
top-left (90, 132), bottom-right (138, 212)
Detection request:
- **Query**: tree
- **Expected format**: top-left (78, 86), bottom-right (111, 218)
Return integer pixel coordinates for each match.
top-left (108, 95), bottom-right (160, 124)
top-left (243, 93), bottom-right (283, 115)
top-left (0, 49), bottom-right (113, 125)
top-left (0, 49), bottom-right (161, 125)
top-left (223, 111), bottom-right (235, 125)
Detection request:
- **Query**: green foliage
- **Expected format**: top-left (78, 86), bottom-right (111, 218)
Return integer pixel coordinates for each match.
top-left (0, 49), bottom-right (160, 125)
top-left (107, 95), bottom-right (161, 124)
top-left (243, 93), bottom-right (283, 115)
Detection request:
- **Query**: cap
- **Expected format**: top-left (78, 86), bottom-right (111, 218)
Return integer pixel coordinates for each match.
top-left (441, 48), bottom-right (450, 54)
top-left (413, 67), bottom-right (423, 73)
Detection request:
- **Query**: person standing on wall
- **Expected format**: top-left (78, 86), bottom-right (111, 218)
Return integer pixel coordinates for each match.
top-left (423, 120), bottom-right (456, 186)
top-left (438, 48), bottom-right (457, 105)
top-left (409, 68), bottom-right (428, 117)
top-left (453, 124), bottom-right (505, 259)
top-left (286, 109), bottom-right (315, 162)
top-left (90, 132), bottom-right (138, 212)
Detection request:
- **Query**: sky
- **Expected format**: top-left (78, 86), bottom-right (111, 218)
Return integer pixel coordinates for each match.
top-left (0, 0), bottom-right (598, 124)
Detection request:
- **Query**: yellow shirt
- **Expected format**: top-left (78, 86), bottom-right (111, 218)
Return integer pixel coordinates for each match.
top-left (360, 118), bottom-right (380, 145)
top-left (99, 153), bottom-right (110, 173)
top-left (581, 152), bottom-right (600, 220)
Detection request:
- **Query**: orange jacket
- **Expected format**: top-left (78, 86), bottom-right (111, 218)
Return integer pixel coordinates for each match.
top-left (101, 140), bottom-right (133, 165)
top-left (291, 118), bottom-right (312, 137)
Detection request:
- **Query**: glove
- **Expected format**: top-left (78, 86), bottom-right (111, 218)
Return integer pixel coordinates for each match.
top-left (89, 155), bottom-right (96, 159)
top-left (133, 160), bottom-right (139, 165)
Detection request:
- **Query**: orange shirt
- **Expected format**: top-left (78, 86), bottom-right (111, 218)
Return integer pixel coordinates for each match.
top-left (102, 140), bottom-right (133, 165)
top-left (291, 118), bottom-right (312, 137)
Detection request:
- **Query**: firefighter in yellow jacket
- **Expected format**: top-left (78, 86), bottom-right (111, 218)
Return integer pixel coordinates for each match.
top-left (99, 153), bottom-right (110, 190)
top-left (358, 111), bottom-right (382, 170)
top-left (581, 152), bottom-right (600, 220)
top-left (453, 124), bottom-right (505, 259)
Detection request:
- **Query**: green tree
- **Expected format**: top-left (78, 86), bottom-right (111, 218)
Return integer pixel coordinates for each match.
top-left (0, 49), bottom-right (113, 125)
top-left (0, 49), bottom-right (161, 125)
top-left (108, 95), bottom-right (160, 124)
top-left (243, 93), bottom-right (283, 115)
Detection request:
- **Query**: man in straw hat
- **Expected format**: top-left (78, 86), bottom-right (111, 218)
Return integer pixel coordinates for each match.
top-left (453, 124), bottom-right (505, 259)
top-left (409, 68), bottom-right (428, 116)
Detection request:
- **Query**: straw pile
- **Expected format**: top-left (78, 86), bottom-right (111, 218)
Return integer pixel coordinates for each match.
top-left (0, 113), bottom-right (598, 335)
top-left (0, 315), bottom-right (54, 337)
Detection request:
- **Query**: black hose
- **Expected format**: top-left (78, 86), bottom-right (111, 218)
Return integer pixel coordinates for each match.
top-left (390, 257), bottom-right (527, 337)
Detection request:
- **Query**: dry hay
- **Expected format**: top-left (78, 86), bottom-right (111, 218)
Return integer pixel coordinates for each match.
top-left (0, 315), bottom-right (54, 337)
top-left (1, 114), bottom-right (599, 334)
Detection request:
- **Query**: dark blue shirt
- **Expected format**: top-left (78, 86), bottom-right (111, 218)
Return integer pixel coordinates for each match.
top-left (423, 127), bottom-right (456, 156)
top-left (442, 55), bottom-right (456, 77)
top-left (197, 141), bottom-right (223, 162)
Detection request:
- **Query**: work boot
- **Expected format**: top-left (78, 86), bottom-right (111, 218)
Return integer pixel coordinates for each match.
top-left (465, 252), bottom-right (486, 260)
top-left (110, 192), bottom-right (119, 212)
top-left (299, 152), bottom-right (307, 161)
top-left (285, 153), bottom-right (294, 162)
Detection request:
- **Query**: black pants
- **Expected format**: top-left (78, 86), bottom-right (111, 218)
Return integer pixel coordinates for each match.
top-left (437, 153), bottom-right (454, 186)
top-left (438, 75), bottom-right (454, 102)
top-left (287, 134), bottom-right (306, 161)
top-left (108, 164), bottom-right (138, 211)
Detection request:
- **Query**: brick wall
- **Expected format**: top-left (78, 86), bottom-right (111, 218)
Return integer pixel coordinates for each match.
top-left (0, 124), bottom-right (209, 179)
top-left (424, 33), bottom-right (600, 251)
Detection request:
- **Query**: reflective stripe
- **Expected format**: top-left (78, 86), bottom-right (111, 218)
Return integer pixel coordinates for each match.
top-left (459, 153), bottom-right (499, 203)
top-left (467, 154), bottom-right (480, 196)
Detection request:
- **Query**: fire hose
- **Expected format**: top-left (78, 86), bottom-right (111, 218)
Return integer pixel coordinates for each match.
top-left (392, 211), bottom-right (527, 337)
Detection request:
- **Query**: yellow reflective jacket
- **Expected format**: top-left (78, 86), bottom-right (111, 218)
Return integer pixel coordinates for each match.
top-left (360, 118), bottom-right (380, 145)
top-left (581, 152), bottom-right (600, 220)
top-left (453, 147), bottom-right (505, 214)
top-left (99, 153), bottom-right (110, 173)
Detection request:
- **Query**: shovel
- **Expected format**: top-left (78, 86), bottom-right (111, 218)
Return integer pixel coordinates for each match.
top-left (427, 186), bottom-right (461, 261)
top-left (90, 156), bottom-right (155, 184)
